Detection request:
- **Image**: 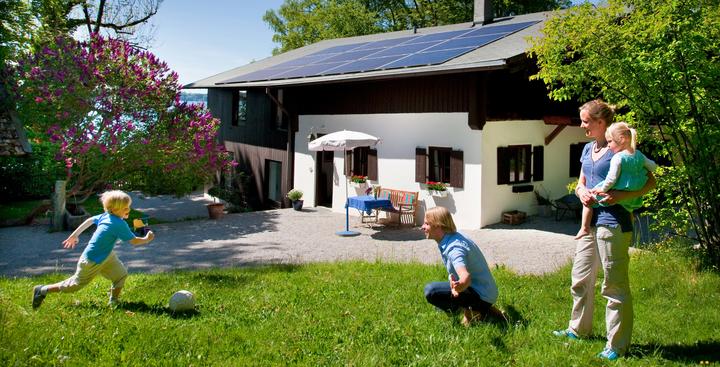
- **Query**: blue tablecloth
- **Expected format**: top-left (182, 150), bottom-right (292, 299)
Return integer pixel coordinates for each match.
top-left (346, 195), bottom-right (393, 214)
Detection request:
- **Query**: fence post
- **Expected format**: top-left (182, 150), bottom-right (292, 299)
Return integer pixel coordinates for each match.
top-left (51, 180), bottom-right (66, 232)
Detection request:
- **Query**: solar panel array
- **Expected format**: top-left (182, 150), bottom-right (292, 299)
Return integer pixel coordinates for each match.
top-left (219, 20), bottom-right (539, 84)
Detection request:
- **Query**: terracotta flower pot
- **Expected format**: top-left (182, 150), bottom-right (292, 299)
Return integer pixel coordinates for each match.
top-left (206, 203), bottom-right (225, 219)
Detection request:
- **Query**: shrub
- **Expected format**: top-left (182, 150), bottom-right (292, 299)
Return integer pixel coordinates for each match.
top-left (0, 142), bottom-right (65, 202)
top-left (286, 189), bottom-right (303, 201)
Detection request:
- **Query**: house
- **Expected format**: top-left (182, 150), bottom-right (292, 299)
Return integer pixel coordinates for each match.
top-left (186, 0), bottom-right (589, 229)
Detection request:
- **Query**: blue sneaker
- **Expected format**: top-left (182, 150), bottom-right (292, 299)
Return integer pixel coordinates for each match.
top-left (597, 347), bottom-right (620, 361)
top-left (552, 329), bottom-right (579, 340)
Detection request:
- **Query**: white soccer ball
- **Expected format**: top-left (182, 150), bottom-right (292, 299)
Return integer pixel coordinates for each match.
top-left (169, 290), bottom-right (195, 312)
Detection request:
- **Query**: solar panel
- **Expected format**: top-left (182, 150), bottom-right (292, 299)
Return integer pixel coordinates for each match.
top-left (423, 34), bottom-right (502, 51)
top-left (382, 48), bottom-right (476, 69)
top-left (218, 19), bottom-right (539, 83)
top-left (323, 56), bottom-right (403, 75)
top-left (368, 41), bottom-right (442, 58)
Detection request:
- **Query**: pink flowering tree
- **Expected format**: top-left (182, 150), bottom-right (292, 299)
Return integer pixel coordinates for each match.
top-left (13, 35), bottom-right (234, 199)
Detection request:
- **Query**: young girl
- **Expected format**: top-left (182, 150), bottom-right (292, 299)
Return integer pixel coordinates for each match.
top-left (32, 190), bottom-right (154, 309)
top-left (575, 122), bottom-right (657, 239)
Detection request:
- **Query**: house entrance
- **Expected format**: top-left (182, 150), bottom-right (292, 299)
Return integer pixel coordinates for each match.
top-left (315, 150), bottom-right (334, 207)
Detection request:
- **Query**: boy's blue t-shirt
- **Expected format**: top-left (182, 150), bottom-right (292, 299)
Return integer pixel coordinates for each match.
top-left (81, 212), bottom-right (136, 264)
top-left (581, 142), bottom-right (633, 232)
top-left (439, 232), bottom-right (498, 304)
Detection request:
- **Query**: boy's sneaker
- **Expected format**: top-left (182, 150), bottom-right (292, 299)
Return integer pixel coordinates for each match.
top-left (32, 286), bottom-right (46, 309)
top-left (597, 347), bottom-right (620, 361)
top-left (108, 297), bottom-right (120, 307)
top-left (552, 329), bottom-right (579, 340)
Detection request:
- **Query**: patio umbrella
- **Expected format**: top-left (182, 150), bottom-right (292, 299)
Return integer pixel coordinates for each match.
top-left (308, 130), bottom-right (380, 236)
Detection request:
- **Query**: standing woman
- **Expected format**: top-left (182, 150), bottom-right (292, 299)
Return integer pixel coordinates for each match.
top-left (553, 100), bottom-right (656, 360)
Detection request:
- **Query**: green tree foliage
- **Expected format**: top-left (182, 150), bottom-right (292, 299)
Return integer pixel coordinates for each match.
top-left (529, 0), bottom-right (720, 267)
top-left (264, 0), bottom-right (571, 54)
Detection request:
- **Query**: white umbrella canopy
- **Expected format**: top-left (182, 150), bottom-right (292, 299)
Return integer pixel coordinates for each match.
top-left (308, 130), bottom-right (380, 151)
top-left (307, 130), bottom-right (380, 236)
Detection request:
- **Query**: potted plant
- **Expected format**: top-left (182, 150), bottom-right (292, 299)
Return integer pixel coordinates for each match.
top-left (206, 186), bottom-right (226, 219)
top-left (349, 175), bottom-right (368, 187)
top-left (287, 189), bottom-right (304, 211)
top-left (425, 181), bottom-right (448, 197)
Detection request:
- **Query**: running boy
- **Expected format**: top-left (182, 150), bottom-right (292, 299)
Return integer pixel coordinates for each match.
top-left (32, 190), bottom-right (154, 309)
top-left (575, 122), bottom-right (657, 239)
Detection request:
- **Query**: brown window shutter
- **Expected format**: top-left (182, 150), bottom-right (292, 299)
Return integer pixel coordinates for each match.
top-left (415, 147), bottom-right (427, 183)
top-left (497, 147), bottom-right (510, 185)
top-left (345, 150), bottom-right (353, 176)
top-left (523, 146), bottom-right (532, 182)
top-left (450, 150), bottom-right (464, 188)
top-left (367, 148), bottom-right (378, 181)
top-left (533, 145), bottom-right (544, 182)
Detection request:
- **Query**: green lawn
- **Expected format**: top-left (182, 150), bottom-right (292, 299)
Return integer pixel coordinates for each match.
top-left (1, 251), bottom-right (718, 366)
top-left (0, 196), bottom-right (160, 228)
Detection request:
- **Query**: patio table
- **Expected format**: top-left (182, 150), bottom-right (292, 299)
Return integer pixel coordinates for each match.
top-left (346, 195), bottom-right (393, 215)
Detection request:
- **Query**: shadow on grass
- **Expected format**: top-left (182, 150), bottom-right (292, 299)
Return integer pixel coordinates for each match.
top-left (119, 300), bottom-right (200, 319)
top-left (629, 340), bottom-right (720, 363)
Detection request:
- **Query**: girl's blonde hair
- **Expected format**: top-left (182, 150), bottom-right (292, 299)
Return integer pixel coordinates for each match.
top-left (100, 190), bottom-right (132, 213)
top-left (606, 122), bottom-right (637, 150)
top-left (424, 206), bottom-right (457, 233)
top-left (579, 99), bottom-right (615, 126)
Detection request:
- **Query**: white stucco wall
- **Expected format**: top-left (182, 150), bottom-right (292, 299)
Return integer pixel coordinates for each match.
top-left (481, 120), bottom-right (589, 226)
top-left (294, 114), bottom-right (589, 230)
top-left (294, 113), bottom-right (484, 229)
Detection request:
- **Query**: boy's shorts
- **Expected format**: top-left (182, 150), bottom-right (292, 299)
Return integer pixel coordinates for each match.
top-left (59, 251), bottom-right (128, 292)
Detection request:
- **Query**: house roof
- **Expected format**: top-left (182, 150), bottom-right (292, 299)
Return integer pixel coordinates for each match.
top-left (186, 11), bottom-right (551, 89)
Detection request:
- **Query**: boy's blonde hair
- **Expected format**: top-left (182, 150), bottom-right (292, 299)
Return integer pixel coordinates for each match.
top-left (100, 190), bottom-right (132, 213)
top-left (424, 206), bottom-right (457, 234)
top-left (606, 122), bottom-right (638, 150)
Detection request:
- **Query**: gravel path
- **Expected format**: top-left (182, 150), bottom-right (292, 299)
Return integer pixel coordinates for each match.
top-left (0, 193), bottom-right (579, 277)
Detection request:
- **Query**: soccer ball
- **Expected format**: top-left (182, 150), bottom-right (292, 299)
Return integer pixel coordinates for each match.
top-left (169, 290), bottom-right (195, 312)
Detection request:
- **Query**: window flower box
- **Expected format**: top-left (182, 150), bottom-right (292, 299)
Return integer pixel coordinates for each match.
top-left (425, 181), bottom-right (448, 197)
top-left (350, 175), bottom-right (368, 187)
top-left (429, 190), bottom-right (448, 198)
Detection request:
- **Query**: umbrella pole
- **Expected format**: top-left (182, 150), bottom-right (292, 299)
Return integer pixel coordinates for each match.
top-left (337, 147), bottom-right (360, 237)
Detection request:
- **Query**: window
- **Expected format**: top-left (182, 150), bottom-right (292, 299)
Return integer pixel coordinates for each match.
top-left (497, 145), bottom-right (544, 185)
top-left (569, 142), bottom-right (585, 177)
top-left (345, 147), bottom-right (377, 180)
top-left (233, 90), bottom-right (247, 126)
top-left (415, 147), bottom-right (464, 188)
top-left (428, 147), bottom-right (452, 183)
top-left (272, 89), bottom-right (288, 131)
top-left (266, 160), bottom-right (282, 206)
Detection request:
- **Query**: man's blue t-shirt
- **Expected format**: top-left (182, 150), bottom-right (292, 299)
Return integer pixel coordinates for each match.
top-left (81, 212), bottom-right (136, 264)
top-left (581, 142), bottom-right (633, 232)
top-left (439, 232), bottom-right (498, 304)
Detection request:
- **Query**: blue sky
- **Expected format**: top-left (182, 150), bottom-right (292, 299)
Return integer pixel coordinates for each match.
top-left (150, 0), bottom-right (285, 86)
top-left (151, 0), bottom-right (596, 87)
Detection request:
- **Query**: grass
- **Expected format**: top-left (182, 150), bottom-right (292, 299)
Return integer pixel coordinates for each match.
top-left (0, 199), bottom-right (46, 222)
top-left (1, 252), bottom-right (718, 366)
top-left (0, 196), bottom-right (160, 228)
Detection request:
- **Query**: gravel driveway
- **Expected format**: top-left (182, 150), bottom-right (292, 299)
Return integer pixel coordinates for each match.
top-left (0, 192), bottom-right (579, 277)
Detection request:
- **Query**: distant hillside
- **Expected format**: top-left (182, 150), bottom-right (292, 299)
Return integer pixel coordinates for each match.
top-left (180, 90), bottom-right (207, 105)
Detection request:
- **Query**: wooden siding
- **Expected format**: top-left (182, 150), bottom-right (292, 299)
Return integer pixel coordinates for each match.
top-left (286, 74), bottom-right (471, 116)
top-left (224, 141), bottom-right (289, 209)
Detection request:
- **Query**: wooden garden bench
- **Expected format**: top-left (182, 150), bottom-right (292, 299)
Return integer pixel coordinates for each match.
top-left (375, 188), bottom-right (419, 227)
